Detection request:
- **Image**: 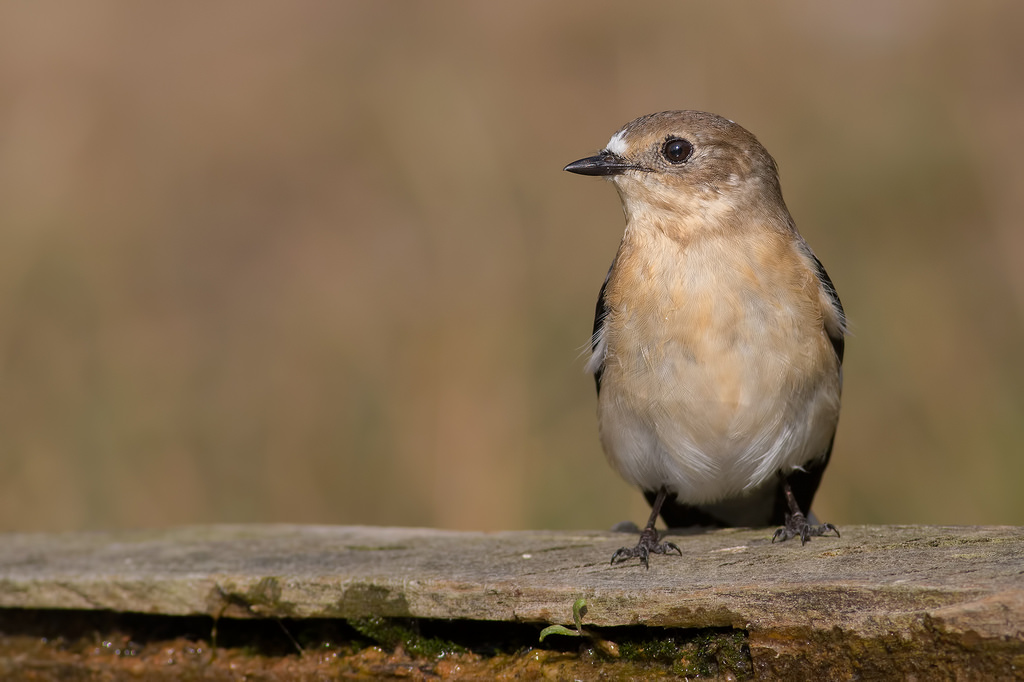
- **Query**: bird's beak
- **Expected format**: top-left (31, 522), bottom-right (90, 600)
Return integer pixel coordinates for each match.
top-left (564, 152), bottom-right (631, 176)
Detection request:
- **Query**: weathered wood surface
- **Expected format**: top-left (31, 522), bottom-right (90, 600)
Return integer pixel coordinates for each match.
top-left (0, 523), bottom-right (1021, 643)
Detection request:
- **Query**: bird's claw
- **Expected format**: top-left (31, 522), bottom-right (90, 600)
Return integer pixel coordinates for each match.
top-left (772, 513), bottom-right (840, 545)
top-left (610, 527), bottom-right (681, 568)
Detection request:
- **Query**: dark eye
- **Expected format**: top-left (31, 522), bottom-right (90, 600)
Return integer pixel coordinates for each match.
top-left (662, 137), bottom-right (693, 164)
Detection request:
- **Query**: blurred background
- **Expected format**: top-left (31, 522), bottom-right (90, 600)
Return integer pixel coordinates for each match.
top-left (0, 2), bottom-right (1022, 533)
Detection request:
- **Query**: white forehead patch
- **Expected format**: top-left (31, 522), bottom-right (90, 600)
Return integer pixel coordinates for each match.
top-left (605, 130), bottom-right (628, 155)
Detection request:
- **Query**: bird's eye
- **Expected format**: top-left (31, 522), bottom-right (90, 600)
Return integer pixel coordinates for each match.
top-left (662, 138), bottom-right (693, 164)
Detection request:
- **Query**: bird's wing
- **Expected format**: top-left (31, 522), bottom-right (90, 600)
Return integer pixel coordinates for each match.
top-left (774, 246), bottom-right (845, 522)
top-left (586, 263), bottom-right (613, 393)
top-left (807, 250), bottom-right (846, 365)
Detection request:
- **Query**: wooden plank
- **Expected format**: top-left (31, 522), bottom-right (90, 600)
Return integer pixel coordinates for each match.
top-left (0, 523), bottom-right (1021, 643)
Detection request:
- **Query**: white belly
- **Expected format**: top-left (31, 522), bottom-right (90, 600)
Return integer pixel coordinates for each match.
top-left (598, 358), bottom-right (839, 504)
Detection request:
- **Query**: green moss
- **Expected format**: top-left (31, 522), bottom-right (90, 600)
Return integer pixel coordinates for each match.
top-left (348, 616), bottom-right (467, 659)
top-left (337, 583), bottom-right (413, 618)
top-left (616, 627), bottom-right (752, 679)
top-left (246, 577), bottom-right (283, 607)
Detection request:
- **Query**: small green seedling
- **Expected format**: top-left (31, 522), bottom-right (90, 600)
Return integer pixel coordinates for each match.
top-left (539, 598), bottom-right (588, 642)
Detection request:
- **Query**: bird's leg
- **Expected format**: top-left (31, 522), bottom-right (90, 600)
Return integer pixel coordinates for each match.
top-left (772, 477), bottom-right (840, 544)
top-left (610, 486), bottom-right (682, 568)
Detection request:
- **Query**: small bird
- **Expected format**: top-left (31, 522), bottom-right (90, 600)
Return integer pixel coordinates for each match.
top-left (564, 111), bottom-right (845, 567)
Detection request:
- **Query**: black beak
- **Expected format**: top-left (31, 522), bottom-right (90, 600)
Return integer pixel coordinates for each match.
top-left (564, 152), bottom-right (631, 176)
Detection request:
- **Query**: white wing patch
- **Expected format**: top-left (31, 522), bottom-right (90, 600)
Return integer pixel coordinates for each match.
top-left (584, 326), bottom-right (607, 375)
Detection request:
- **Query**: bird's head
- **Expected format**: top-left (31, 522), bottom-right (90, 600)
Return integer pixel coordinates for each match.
top-left (565, 111), bottom-right (787, 228)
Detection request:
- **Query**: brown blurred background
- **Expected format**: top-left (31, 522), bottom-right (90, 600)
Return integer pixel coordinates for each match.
top-left (0, 2), bottom-right (1022, 533)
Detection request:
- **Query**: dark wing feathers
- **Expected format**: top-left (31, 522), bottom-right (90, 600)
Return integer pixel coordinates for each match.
top-left (809, 252), bottom-right (845, 365)
top-left (591, 264), bottom-right (613, 393)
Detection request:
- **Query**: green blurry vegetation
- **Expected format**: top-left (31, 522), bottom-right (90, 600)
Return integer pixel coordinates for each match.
top-left (618, 629), bottom-right (751, 679)
top-left (348, 616), bottom-right (467, 660)
top-left (0, 2), bottom-right (1022, 532)
top-left (536, 598), bottom-right (750, 677)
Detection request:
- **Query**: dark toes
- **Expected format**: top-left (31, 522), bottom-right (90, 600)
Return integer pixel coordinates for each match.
top-left (610, 545), bottom-right (650, 568)
top-left (610, 533), bottom-right (679, 568)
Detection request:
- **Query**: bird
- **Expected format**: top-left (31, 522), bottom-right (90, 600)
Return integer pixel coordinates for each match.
top-left (563, 111), bottom-right (846, 568)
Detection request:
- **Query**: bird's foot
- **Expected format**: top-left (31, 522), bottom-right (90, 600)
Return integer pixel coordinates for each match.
top-left (610, 526), bottom-right (681, 568)
top-left (772, 512), bottom-right (840, 545)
